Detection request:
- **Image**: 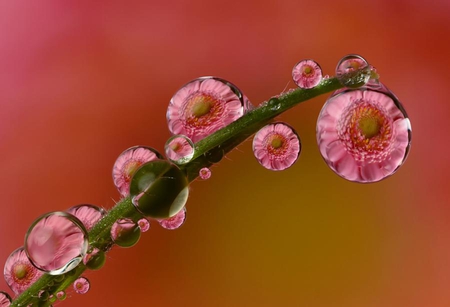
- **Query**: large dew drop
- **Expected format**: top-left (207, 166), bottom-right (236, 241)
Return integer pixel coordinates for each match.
top-left (335, 54), bottom-right (371, 88)
top-left (67, 204), bottom-right (106, 231)
top-left (292, 59), bottom-right (323, 89)
top-left (73, 277), bottom-right (90, 294)
top-left (0, 291), bottom-right (12, 306)
top-left (110, 218), bottom-right (141, 248)
top-left (316, 81), bottom-right (412, 183)
top-left (165, 135), bottom-right (195, 164)
top-left (130, 160), bottom-right (189, 219)
top-left (24, 212), bottom-right (89, 275)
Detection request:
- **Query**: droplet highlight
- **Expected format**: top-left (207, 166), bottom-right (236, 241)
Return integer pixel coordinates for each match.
top-left (292, 59), bottom-right (323, 89)
top-left (112, 146), bottom-right (163, 197)
top-left (0, 291), bottom-right (12, 307)
top-left (252, 122), bottom-right (301, 171)
top-left (110, 218), bottom-right (141, 248)
top-left (199, 167), bottom-right (211, 180)
top-left (24, 212), bottom-right (88, 275)
top-left (159, 207), bottom-right (187, 230)
top-left (83, 248), bottom-right (106, 270)
top-left (137, 218), bottom-right (150, 232)
top-left (165, 135), bottom-right (195, 164)
top-left (67, 204), bottom-right (106, 231)
top-left (56, 291), bottom-right (66, 301)
top-left (73, 277), bottom-right (90, 294)
top-left (335, 54), bottom-right (371, 88)
top-left (316, 81), bottom-right (412, 183)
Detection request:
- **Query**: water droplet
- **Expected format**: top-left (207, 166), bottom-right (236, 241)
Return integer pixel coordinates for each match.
top-left (3, 247), bottom-right (43, 294)
top-left (67, 204), bottom-right (106, 231)
top-left (323, 75), bottom-right (330, 79)
top-left (335, 54), bottom-right (371, 88)
top-left (292, 59), bottom-right (323, 89)
top-left (165, 135), bottom-right (195, 164)
top-left (112, 146), bottom-right (163, 197)
top-left (252, 122), bottom-right (301, 171)
top-left (73, 277), bottom-right (90, 294)
top-left (0, 291), bottom-right (12, 307)
top-left (167, 76), bottom-right (250, 142)
top-left (56, 291), bottom-right (66, 301)
top-left (48, 295), bottom-right (57, 303)
top-left (110, 218), bottom-right (141, 248)
top-left (24, 212), bottom-right (88, 275)
top-left (39, 290), bottom-right (50, 301)
top-left (199, 167), bottom-right (211, 180)
top-left (83, 248), bottom-right (106, 270)
top-left (130, 160), bottom-right (189, 219)
top-left (137, 218), bottom-right (150, 232)
top-left (159, 207), bottom-right (187, 230)
top-left (316, 82), bottom-right (412, 183)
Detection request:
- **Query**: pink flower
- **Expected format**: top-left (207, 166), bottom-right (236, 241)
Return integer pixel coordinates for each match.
top-left (292, 59), bottom-right (323, 89)
top-left (317, 84), bottom-right (411, 183)
top-left (158, 207), bottom-right (186, 230)
top-left (167, 77), bottom-right (245, 142)
top-left (0, 291), bottom-right (11, 306)
top-left (165, 135), bottom-right (195, 164)
top-left (3, 247), bottom-right (43, 294)
top-left (112, 146), bottom-right (161, 197)
top-left (199, 167), bottom-right (211, 180)
top-left (67, 204), bottom-right (105, 231)
top-left (252, 122), bottom-right (301, 171)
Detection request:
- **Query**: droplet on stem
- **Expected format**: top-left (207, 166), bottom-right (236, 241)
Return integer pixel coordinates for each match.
top-left (292, 59), bottom-right (323, 89)
top-left (335, 54), bottom-right (371, 88)
top-left (110, 218), bottom-right (141, 248)
top-left (199, 167), bottom-right (211, 180)
top-left (165, 135), bottom-right (195, 164)
top-left (73, 277), bottom-right (90, 294)
top-left (83, 248), bottom-right (106, 270)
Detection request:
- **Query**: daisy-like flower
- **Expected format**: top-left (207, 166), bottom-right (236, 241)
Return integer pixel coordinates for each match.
top-left (292, 59), bottom-right (323, 89)
top-left (252, 122), bottom-right (301, 171)
top-left (199, 167), bottom-right (211, 180)
top-left (67, 204), bottom-right (106, 231)
top-left (316, 83), bottom-right (411, 183)
top-left (158, 207), bottom-right (186, 230)
top-left (4, 247), bottom-right (43, 294)
top-left (112, 146), bottom-right (162, 197)
top-left (73, 277), bottom-right (90, 294)
top-left (165, 135), bottom-right (195, 164)
top-left (167, 77), bottom-right (246, 143)
top-left (0, 291), bottom-right (12, 306)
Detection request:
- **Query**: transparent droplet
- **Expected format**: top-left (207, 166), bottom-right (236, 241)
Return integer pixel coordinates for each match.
top-left (67, 204), bottom-right (106, 231)
top-left (0, 291), bottom-right (11, 307)
top-left (167, 76), bottom-right (250, 142)
top-left (252, 122), bottom-right (301, 171)
top-left (199, 167), bottom-right (211, 180)
top-left (159, 207), bottom-right (187, 230)
top-left (317, 81), bottom-right (412, 183)
top-left (4, 247), bottom-right (43, 294)
top-left (56, 291), bottom-right (66, 301)
top-left (83, 248), bottom-right (106, 270)
top-left (112, 146), bottom-right (163, 197)
top-left (165, 135), bottom-right (195, 164)
top-left (110, 218), bottom-right (141, 248)
top-left (292, 59), bottom-right (322, 89)
top-left (130, 160), bottom-right (189, 219)
top-left (137, 218), bottom-right (150, 232)
top-left (48, 294), bottom-right (57, 303)
top-left (39, 290), bottom-right (50, 301)
top-left (73, 277), bottom-right (90, 294)
top-left (24, 212), bottom-right (89, 275)
top-left (335, 54), bottom-right (371, 88)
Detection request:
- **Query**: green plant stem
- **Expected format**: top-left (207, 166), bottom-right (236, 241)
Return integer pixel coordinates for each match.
top-left (10, 77), bottom-right (343, 307)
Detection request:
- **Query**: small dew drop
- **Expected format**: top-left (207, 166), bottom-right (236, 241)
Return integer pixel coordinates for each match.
top-left (137, 218), bottom-right (150, 232)
top-left (48, 295), bottom-right (57, 303)
top-left (0, 291), bottom-right (12, 307)
top-left (335, 54), bottom-right (370, 88)
top-left (159, 207), bottom-right (187, 230)
top-left (165, 135), bottom-right (195, 164)
top-left (110, 218), bottom-right (141, 248)
top-left (73, 277), bottom-right (90, 294)
top-left (292, 59), bottom-right (323, 89)
top-left (199, 167), bottom-right (211, 180)
top-left (83, 248), bottom-right (106, 270)
top-left (56, 291), bottom-right (66, 301)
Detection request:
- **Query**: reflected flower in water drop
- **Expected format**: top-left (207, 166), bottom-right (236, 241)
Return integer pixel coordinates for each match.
top-left (67, 204), bottom-right (105, 231)
top-left (3, 247), bottom-right (43, 294)
top-left (317, 84), bottom-right (411, 182)
top-left (165, 135), bottom-right (195, 164)
top-left (73, 277), bottom-right (90, 294)
top-left (292, 59), bottom-right (322, 89)
top-left (0, 291), bottom-right (11, 307)
top-left (167, 77), bottom-right (245, 142)
top-left (252, 122), bottom-right (301, 171)
top-left (158, 207), bottom-right (186, 230)
top-left (137, 218), bottom-right (150, 232)
top-left (199, 167), bottom-right (211, 180)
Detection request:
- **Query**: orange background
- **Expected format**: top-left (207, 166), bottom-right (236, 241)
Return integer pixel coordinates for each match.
top-left (1, 1), bottom-right (449, 306)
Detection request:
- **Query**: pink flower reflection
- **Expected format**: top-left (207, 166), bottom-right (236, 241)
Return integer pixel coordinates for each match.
top-left (317, 86), bottom-right (411, 182)
top-left (165, 135), bottom-right (194, 163)
top-left (67, 204), bottom-right (105, 231)
top-left (158, 207), bottom-right (186, 230)
top-left (292, 59), bottom-right (322, 89)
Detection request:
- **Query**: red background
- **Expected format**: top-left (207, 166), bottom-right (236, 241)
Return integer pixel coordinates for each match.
top-left (1, 1), bottom-right (449, 306)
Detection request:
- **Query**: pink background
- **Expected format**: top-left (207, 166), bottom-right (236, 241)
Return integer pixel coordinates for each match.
top-left (0, 1), bottom-right (449, 306)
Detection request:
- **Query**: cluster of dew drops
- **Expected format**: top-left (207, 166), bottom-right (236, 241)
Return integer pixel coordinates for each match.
top-left (0, 54), bottom-right (412, 306)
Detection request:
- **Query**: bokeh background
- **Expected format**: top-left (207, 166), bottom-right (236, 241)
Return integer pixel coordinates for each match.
top-left (1, 1), bottom-right (449, 306)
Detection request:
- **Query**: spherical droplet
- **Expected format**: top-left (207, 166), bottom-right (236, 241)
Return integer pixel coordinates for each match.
top-left (0, 291), bottom-right (12, 307)
top-left (39, 290), bottom-right (50, 301)
top-left (316, 81), bottom-right (411, 183)
top-left (137, 218), bottom-right (150, 232)
top-left (110, 218), bottom-right (141, 248)
top-left (67, 204), bottom-right (106, 231)
top-left (3, 247), bottom-right (43, 294)
top-left (335, 54), bottom-right (371, 88)
top-left (82, 248), bottom-right (106, 270)
top-left (48, 294), bottom-right (57, 303)
top-left (252, 122), bottom-right (301, 171)
top-left (165, 135), bottom-right (195, 164)
top-left (130, 160), bottom-right (189, 219)
top-left (292, 59), bottom-right (323, 89)
top-left (159, 207), bottom-right (187, 230)
top-left (199, 167), bottom-right (211, 180)
top-left (73, 277), bottom-right (90, 294)
top-left (167, 76), bottom-right (251, 142)
top-left (112, 146), bottom-right (163, 197)
top-left (56, 291), bottom-right (66, 301)
top-left (24, 212), bottom-right (88, 275)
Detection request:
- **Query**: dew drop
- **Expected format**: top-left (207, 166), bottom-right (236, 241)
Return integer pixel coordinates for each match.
top-left (137, 218), bottom-right (150, 232)
top-left (112, 146), bottom-right (163, 197)
top-left (83, 248), bottom-right (106, 270)
top-left (130, 160), bottom-right (189, 219)
top-left (39, 290), bottom-right (50, 301)
top-left (252, 122), bottom-right (301, 171)
top-left (316, 81), bottom-right (412, 183)
top-left (335, 54), bottom-right (371, 88)
top-left (0, 291), bottom-right (12, 307)
top-left (67, 204), bottom-right (106, 231)
top-left (73, 277), bottom-right (90, 294)
top-left (24, 212), bottom-right (88, 275)
top-left (159, 207), bottom-right (187, 230)
top-left (165, 135), bottom-right (195, 164)
top-left (167, 76), bottom-right (251, 142)
top-left (48, 295), bottom-right (57, 303)
top-left (292, 59), bottom-right (323, 89)
top-left (199, 167), bottom-right (211, 180)
top-left (110, 218), bottom-right (141, 248)
top-left (56, 291), bottom-right (66, 301)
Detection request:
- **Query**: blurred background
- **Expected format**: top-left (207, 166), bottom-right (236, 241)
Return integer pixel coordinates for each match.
top-left (0, 0), bottom-right (449, 306)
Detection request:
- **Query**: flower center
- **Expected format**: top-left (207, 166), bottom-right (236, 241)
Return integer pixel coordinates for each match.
top-left (184, 92), bottom-right (225, 129)
top-left (266, 133), bottom-right (288, 156)
top-left (303, 65), bottom-right (313, 76)
top-left (358, 112), bottom-right (381, 138)
top-left (191, 96), bottom-right (213, 117)
top-left (13, 263), bottom-right (28, 280)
